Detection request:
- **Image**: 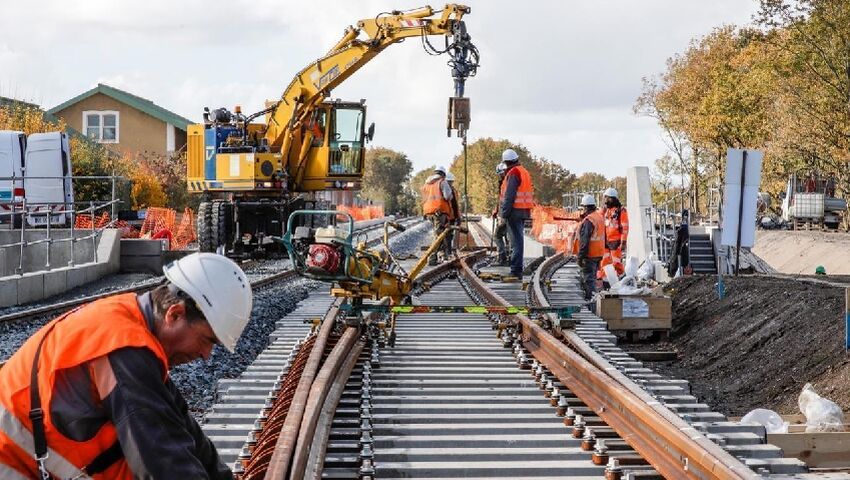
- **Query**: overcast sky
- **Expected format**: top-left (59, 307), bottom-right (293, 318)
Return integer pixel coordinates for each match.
top-left (1, 1), bottom-right (759, 179)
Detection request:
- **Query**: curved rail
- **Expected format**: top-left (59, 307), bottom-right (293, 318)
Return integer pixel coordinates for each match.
top-left (462, 251), bottom-right (758, 480)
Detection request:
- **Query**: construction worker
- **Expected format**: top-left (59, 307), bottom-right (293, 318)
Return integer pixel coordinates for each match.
top-left (599, 187), bottom-right (629, 279)
top-left (815, 265), bottom-right (826, 275)
top-left (499, 149), bottom-right (534, 278)
top-left (421, 166), bottom-right (454, 265)
top-left (574, 194), bottom-right (605, 303)
top-left (0, 253), bottom-right (253, 479)
top-left (445, 172), bottom-right (462, 255)
top-left (491, 162), bottom-right (510, 265)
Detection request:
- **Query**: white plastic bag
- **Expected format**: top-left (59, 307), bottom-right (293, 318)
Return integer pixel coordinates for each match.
top-left (637, 259), bottom-right (655, 281)
top-left (624, 256), bottom-right (639, 278)
top-left (798, 383), bottom-right (845, 432)
top-left (741, 408), bottom-right (788, 434)
top-left (603, 264), bottom-right (619, 288)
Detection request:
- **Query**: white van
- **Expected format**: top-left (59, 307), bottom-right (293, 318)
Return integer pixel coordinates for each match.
top-left (24, 132), bottom-right (74, 226)
top-left (0, 131), bottom-right (26, 226)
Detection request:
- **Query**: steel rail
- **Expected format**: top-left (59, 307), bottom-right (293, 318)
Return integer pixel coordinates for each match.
top-left (458, 255), bottom-right (759, 480)
top-left (289, 326), bottom-right (360, 479)
top-left (304, 337), bottom-right (365, 479)
top-left (264, 298), bottom-right (341, 479)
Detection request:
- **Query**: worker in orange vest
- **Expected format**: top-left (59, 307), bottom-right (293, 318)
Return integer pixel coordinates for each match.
top-left (491, 162), bottom-right (510, 265)
top-left (574, 194), bottom-right (605, 303)
top-left (0, 253), bottom-right (253, 479)
top-left (499, 149), bottom-right (534, 278)
top-left (599, 187), bottom-right (629, 279)
top-left (420, 166), bottom-right (454, 265)
top-left (445, 172), bottom-right (462, 255)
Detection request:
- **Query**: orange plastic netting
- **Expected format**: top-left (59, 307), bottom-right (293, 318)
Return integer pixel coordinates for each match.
top-left (530, 205), bottom-right (580, 255)
top-left (75, 211), bottom-right (140, 239)
top-left (140, 207), bottom-right (197, 250)
top-left (336, 205), bottom-right (384, 221)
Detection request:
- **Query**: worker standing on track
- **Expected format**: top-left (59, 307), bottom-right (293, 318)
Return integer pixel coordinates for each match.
top-left (445, 172), bottom-right (462, 256)
top-left (491, 162), bottom-right (510, 266)
top-left (0, 253), bottom-right (253, 480)
top-left (575, 195), bottom-right (605, 305)
top-left (599, 187), bottom-right (629, 279)
top-left (499, 149), bottom-right (534, 278)
top-left (421, 166), bottom-right (454, 265)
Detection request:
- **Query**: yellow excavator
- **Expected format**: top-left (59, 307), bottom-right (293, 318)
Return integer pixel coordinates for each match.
top-left (186, 5), bottom-right (479, 257)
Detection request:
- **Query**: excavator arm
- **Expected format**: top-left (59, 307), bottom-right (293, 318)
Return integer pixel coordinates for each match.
top-left (264, 4), bottom-right (479, 176)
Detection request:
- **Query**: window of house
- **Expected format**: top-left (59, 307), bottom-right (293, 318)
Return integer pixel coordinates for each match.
top-left (83, 111), bottom-right (119, 143)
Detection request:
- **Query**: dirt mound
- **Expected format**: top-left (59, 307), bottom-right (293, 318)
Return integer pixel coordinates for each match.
top-left (659, 275), bottom-right (847, 416)
top-left (753, 230), bottom-right (850, 275)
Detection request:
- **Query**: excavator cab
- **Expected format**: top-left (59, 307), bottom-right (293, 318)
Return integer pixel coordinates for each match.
top-left (296, 100), bottom-right (374, 191)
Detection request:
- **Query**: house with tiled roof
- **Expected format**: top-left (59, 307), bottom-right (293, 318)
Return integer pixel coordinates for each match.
top-left (47, 84), bottom-right (193, 156)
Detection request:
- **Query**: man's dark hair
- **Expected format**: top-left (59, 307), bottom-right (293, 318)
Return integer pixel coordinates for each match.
top-left (150, 283), bottom-right (206, 324)
top-left (607, 197), bottom-right (622, 208)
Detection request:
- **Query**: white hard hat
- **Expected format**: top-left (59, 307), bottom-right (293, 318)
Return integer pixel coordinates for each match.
top-left (603, 187), bottom-right (618, 199)
top-left (163, 252), bottom-right (253, 352)
top-left (446, 172), bottom-right (455, 182)
top-left (579, 194), bottom-right (596, 207)
top-left (496, 162), bottom-right (507, 174)
top-left (434, 166), bottom-right (447, 175)
top-left (501, 149), bottom-right (519, 163)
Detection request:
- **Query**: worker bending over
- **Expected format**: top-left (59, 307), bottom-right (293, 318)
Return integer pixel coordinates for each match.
top-left (599, 187), bottom-right (629, 278)
top-left (491, 162), bottom-right (510, 266)
top-left (0, 253), bottom-right (253, 479)
top-left (575, 195), bottom-right (605, 304)
top-left (445, 172), bottom-right (462, 255)
top-left (421, 166), bottom-right (454, 265)
top-left (499, 149), bottom-right (534, 278)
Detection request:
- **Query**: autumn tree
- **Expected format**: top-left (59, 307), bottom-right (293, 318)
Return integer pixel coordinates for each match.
top-left (361, 147), bottom-right (413, 214)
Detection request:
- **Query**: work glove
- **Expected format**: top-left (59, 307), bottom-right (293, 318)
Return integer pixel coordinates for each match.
top-left (498, 218), bottom-right (506, 228)
top-left (577, 257), bottom-right (586, 269)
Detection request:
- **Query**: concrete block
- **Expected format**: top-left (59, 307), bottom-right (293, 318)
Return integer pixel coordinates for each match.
top-left (84, 263), bottom-right (102, 284)
top-left (120, 239), bottom-right (163, 256)
top-left (43, 269), bottom-right (68, 298)
top-left (120, 255), bottom-right (163, 274)
top-left (67, 266), bottom-right (87, 290)
top-left (0, 278), bottom-right (18, 307)
top-left (17, 272), bottom-right (44, 305)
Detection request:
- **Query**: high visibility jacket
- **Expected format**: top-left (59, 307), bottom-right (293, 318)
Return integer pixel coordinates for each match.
top-left (603, 206), bottom-right (629, 248)
top-left (0, 293), bottom-right (168, 479)
top-left (500, 165), bottom-right (534, 209)
top-left (574, 210), bottom-right (605, 258)
top-left (421, 179), bottom-right (453, 216)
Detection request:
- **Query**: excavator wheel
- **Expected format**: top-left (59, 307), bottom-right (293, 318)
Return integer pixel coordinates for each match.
top-left (211, 201), bottom-right (233, 254)
top-left (197, 201), bottom-right (214, 252)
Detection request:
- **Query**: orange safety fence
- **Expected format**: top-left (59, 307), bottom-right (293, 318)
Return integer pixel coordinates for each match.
top-left (530, 205), bottom-right (581, 255)
top-left (336, 205), bottom-right (385, 221)
top-left (75, 211), bottom-right (140, 239)
top-left (139, 207), bottom-right (197, 250)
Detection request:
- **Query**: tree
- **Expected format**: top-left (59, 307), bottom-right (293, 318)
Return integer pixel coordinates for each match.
top-left (361, 147), bottom-right (413, 214)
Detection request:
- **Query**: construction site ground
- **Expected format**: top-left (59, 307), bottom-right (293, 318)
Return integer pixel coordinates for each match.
top-left (652, 274), bottom-right (850, 417)
top-left (754, 229), bottom-right (850, 275)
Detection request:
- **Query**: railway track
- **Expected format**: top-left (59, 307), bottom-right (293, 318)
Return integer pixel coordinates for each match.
top-left (0, 216), bottom-right (419, 325)
top-left (200, 219), bottom-right (843, 479)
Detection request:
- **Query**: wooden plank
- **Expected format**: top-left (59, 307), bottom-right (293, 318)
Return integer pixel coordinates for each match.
top-left (607, 317), bottom-right (671, 331)
top-left (768, 432), bottom-right (850, 468)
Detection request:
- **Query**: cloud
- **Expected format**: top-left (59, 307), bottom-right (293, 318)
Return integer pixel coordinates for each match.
top-left (1, 0), bottom-right (758, 181)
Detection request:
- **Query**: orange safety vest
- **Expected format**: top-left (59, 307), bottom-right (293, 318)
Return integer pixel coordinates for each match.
top-left (500, 165), bottom-right (534, 209)
top-left (603, 206), bottom-right (629, 245)
top-left (421, 179), bottom-right (453, 216)
top-left (573, 210), bottom-right (605, 258)
top-left (0, 293), bottom-right (168, 479)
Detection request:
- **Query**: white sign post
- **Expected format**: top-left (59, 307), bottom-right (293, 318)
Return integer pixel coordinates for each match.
top-left (721, 148), bottom-right (763, 275)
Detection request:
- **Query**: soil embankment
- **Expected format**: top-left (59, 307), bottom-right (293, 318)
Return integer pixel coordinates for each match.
top-left (659, 275), bottom-right (849, 416)
top-left (753, 230), bottom-right (850, 275)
